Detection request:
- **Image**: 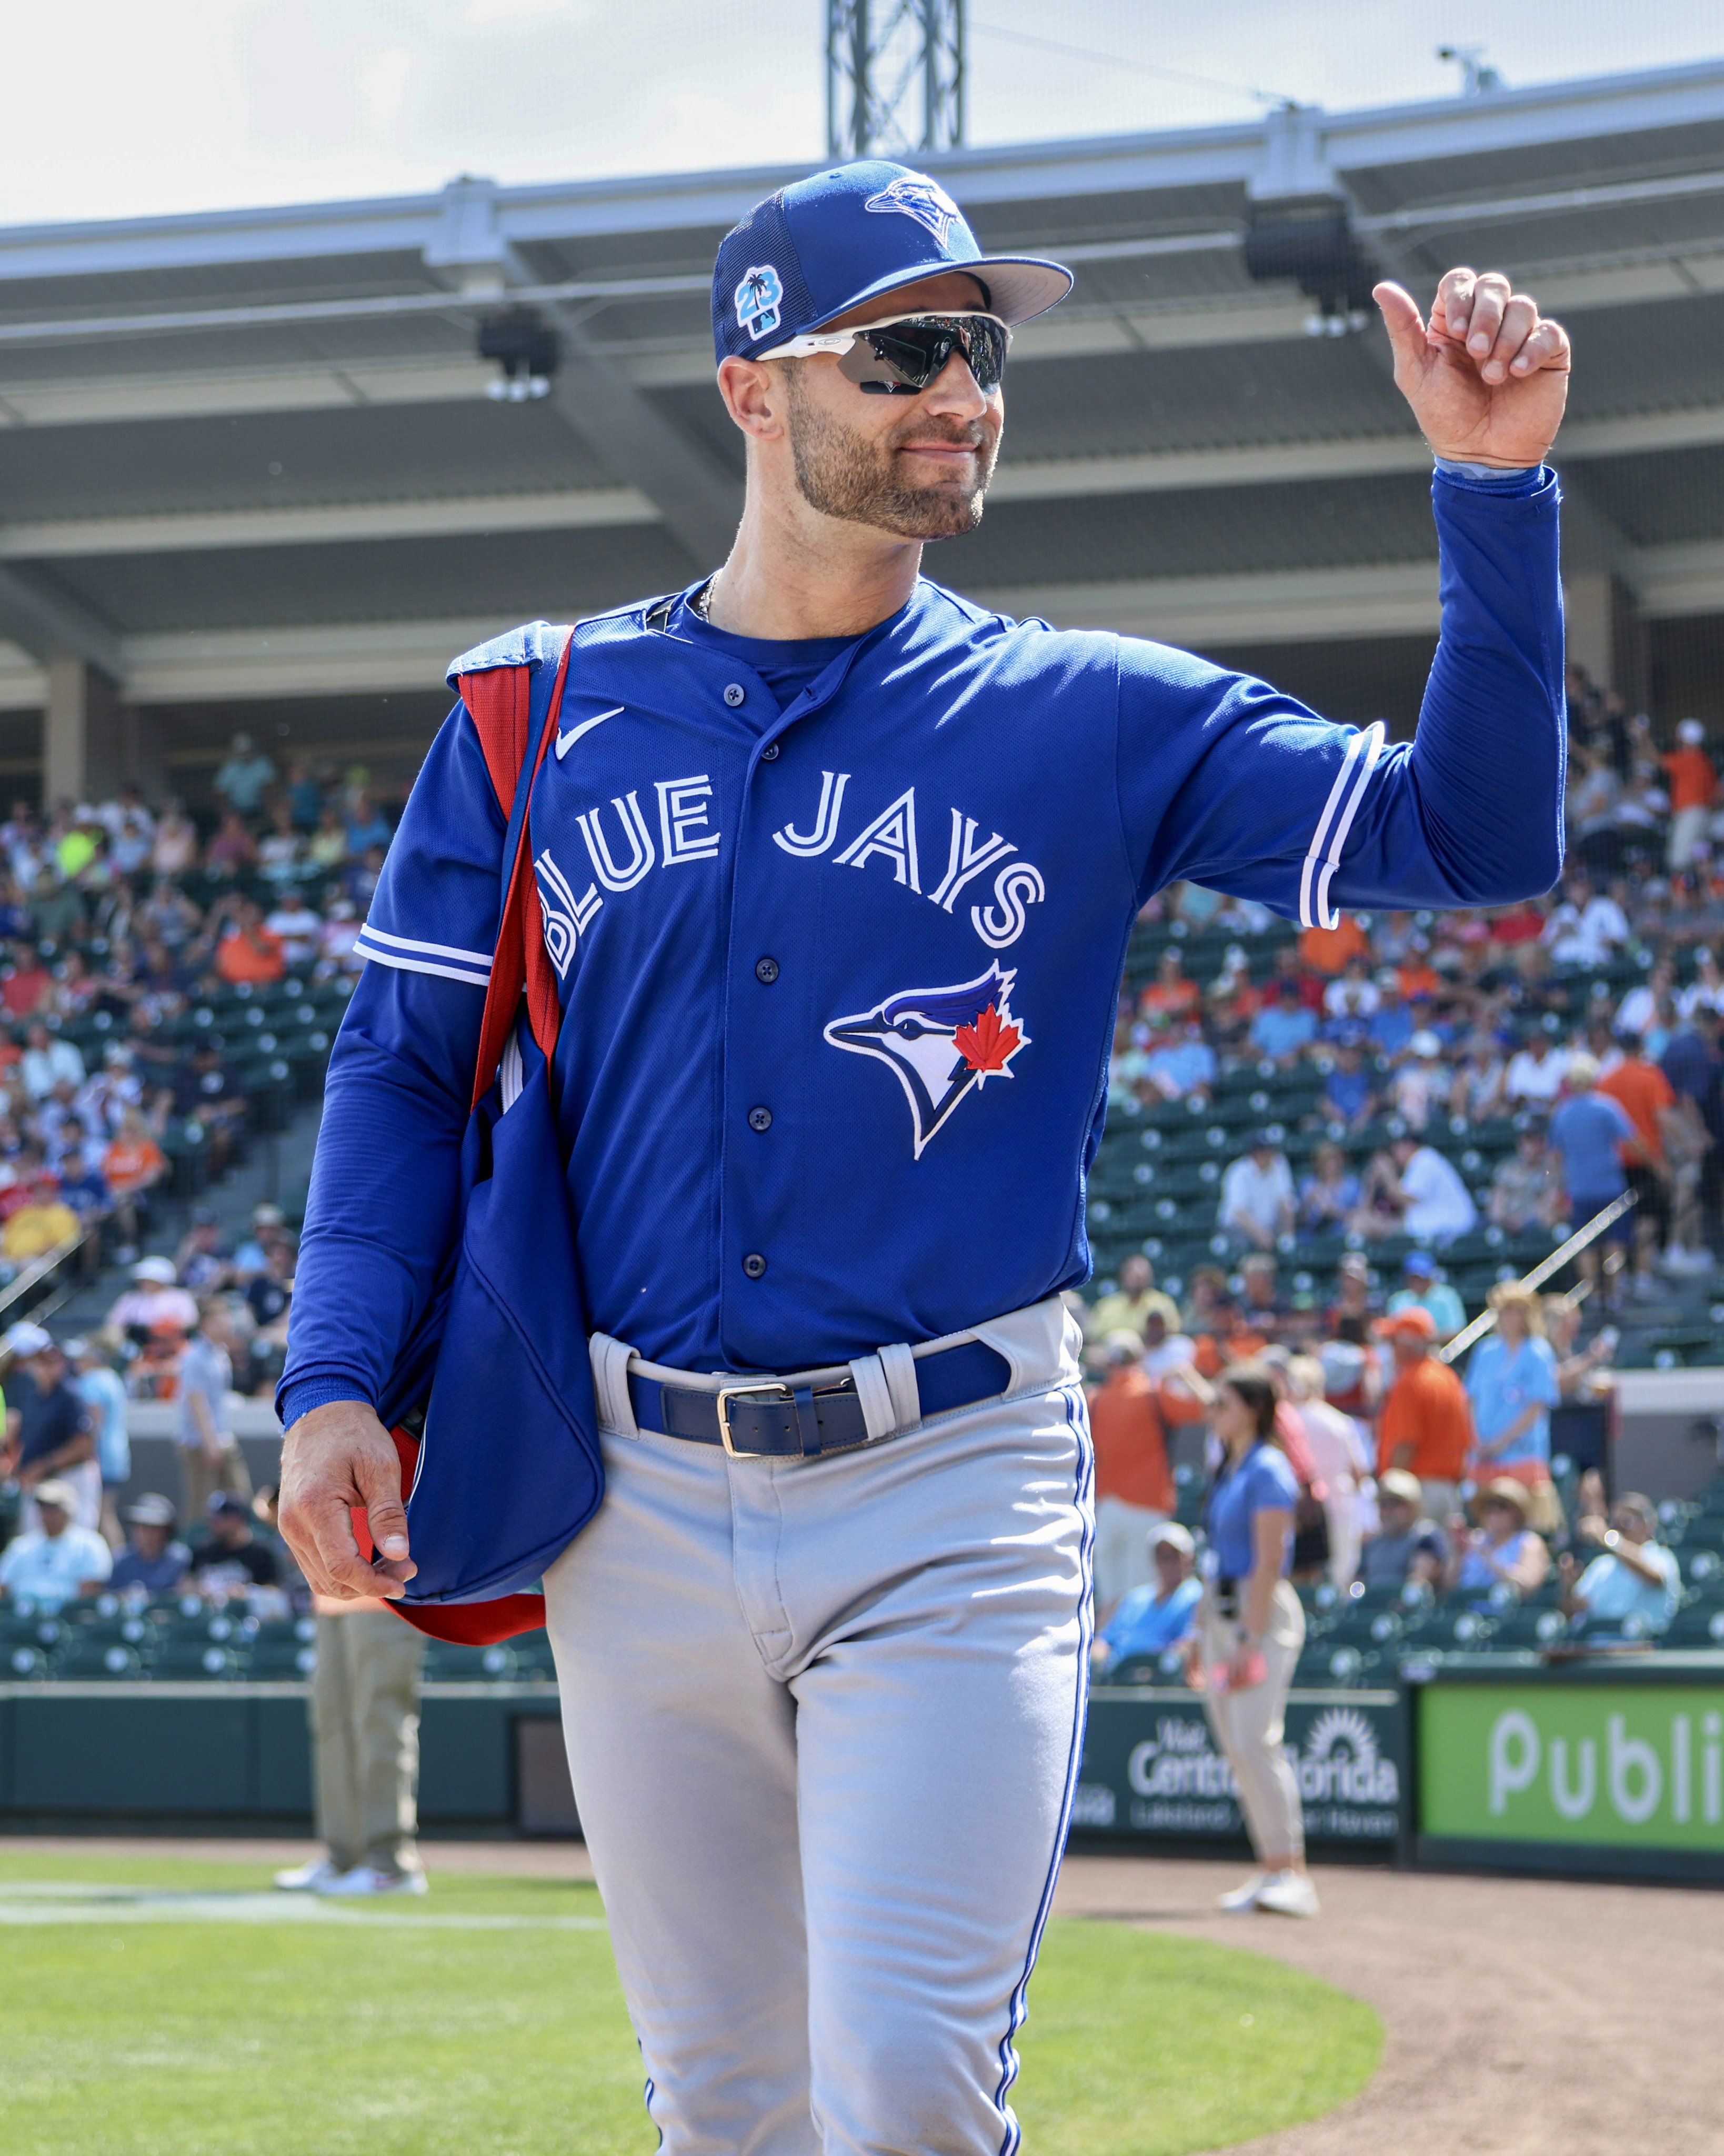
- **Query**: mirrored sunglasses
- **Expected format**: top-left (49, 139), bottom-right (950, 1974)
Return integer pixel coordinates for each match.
top-left (757, 312), bottom-right (1010, 396)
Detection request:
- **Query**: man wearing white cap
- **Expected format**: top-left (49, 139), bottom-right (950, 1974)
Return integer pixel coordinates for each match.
top-left (1091, 1522), bottom-right (1200, 1676)
top-left (2, 1327), bottom-right (100, 1534)
top-left (0, 1476), bottom-right (111, 1608)
top-left (1663, 718), bottom-right (1717, 872)
top-left (103, 1256), bottom-right (198, 1342)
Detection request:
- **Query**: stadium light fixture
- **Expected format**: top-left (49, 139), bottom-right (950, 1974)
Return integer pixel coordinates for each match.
top-left (477, 306), bottom-right (559, 402)
top-left (1244, 198), bottom-right (1378, 336)
top-left (1437, 45), bottom-right (1507, 97)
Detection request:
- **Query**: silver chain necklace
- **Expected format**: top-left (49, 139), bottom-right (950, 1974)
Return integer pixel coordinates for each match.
top-left (693, 576), bottom-right (717, 622)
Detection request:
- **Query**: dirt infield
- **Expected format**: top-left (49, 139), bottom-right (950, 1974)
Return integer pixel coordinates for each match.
top-left (1055, 1855), bottom-right (1722, 2156)
top-left (5, 1836), bottom-right (1716, 2153)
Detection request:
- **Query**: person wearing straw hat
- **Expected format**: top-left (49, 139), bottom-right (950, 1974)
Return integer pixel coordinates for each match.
top-left (1445, 1477), bottom-right (1549, 1602)
top-left (1464, 1283), bottom-right (1562, 1534)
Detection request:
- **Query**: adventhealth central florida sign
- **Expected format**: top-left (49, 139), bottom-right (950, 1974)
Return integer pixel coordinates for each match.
top-left (1420, 1683), bottom-right (1724, 1853)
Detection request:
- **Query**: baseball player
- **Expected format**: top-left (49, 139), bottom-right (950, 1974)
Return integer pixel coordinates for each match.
top-left (279, 160), bottom-right (1571, 2152)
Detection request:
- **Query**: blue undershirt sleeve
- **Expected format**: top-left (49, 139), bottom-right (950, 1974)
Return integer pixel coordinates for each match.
top-left (1116, 466), bottom-right (1566, 923)
top-left (277, 701), bottom-right (506, 1429)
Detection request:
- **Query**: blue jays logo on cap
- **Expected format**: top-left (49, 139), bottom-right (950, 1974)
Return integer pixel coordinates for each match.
top-left (711, 162), bottom-right (1072, 368)
top-left (825, 962), bottom-right (1029, 1157)
top-left (864, 174), bottom-right (961, 248)
top-left (735, 263), bottom-right (784, 342)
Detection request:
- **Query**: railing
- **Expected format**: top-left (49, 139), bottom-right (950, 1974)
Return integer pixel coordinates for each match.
top-left (1439, 1190), bottom-right (1637, 1365)
top-left (0, 1227), bottom-right (92, 1327)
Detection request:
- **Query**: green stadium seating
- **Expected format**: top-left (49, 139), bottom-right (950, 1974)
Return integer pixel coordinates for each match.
top-left (423, 1640), bottom-right (519, 1683)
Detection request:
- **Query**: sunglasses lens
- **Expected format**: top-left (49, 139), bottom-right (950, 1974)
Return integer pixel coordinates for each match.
top-left (838, 316), bottom-right (1008, 395)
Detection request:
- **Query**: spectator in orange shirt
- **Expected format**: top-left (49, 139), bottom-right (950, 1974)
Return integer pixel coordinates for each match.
top-left (214, 899), bottom-right (286, 986)
top-left (1137, 949), bottom-right (1199, 1029)
top-left (1663, 720), bottom-right (1716, 872)
top-left (1299, 914), bottom-right (1370, 977)
top-left (1087, 1330), bottom-right (1205, 1618)
top-left (1598, 1033), bottom-right (1683, 1282)
top-left (102, 1107), bottom-right (167, 1262)
top-left (1396, 955), bottom-right (1444, 1003)
top-left (1374, 1306), bottom-right (1474, 1521)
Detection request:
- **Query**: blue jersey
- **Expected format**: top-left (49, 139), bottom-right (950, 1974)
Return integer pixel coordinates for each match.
top-left (283, 468), bottom-right (1563, 1411)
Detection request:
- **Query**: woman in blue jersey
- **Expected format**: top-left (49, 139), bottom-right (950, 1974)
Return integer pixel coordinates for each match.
top-left (1188, 1364), bottom-right (1314, 1918)
top-left (1465, 1283), bottom-right (1562, 1531)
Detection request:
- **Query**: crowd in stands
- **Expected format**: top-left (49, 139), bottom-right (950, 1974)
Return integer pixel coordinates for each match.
top-left (1078, 1242), bottom-right (1691, 1681)
top-left (5, 692), bottom-right (1724, 1687)
top-left (0, 730), bottom-right (403, 1622)
top-left (0, 1194), bottom-right (307, 1610)
top-left (0, 732), bottom-right (387, 1302)
top-left (1104, 678), bottom-right (1724, 1317)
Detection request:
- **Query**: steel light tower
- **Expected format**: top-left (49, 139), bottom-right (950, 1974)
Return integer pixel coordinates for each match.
top-left (827, 0), bottom-right (965, 161)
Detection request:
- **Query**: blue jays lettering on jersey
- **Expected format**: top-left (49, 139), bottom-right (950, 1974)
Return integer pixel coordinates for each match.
top-left (283, 468), bottom-right (1565, 1411)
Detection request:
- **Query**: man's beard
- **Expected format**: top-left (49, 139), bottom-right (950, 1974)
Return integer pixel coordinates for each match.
top-left (783, 371), bottom-right (997, 538)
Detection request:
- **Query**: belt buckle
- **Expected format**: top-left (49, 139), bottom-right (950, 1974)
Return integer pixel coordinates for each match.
top-left (714, 1380), bottom-right (794, 1459)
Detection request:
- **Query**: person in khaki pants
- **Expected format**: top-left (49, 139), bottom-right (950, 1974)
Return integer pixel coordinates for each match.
top-left (1186, 1362), bottom-right (1316, 1919)
top-left (275, 1597), bottom-right (426, 1896)
top-left (176, 1300), bottom-right (253, 1522)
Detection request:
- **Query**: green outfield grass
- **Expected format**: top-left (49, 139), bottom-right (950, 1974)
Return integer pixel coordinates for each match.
top-left (0, 1851), bottom-right (1379, 2155)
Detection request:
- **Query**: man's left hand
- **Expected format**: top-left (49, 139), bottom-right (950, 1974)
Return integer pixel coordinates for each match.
top-left (1374, 269), bottom-right (1570, 469)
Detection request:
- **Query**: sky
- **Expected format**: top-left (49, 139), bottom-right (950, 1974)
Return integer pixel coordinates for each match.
top-left (1, 0), bottom-right (1720, 226)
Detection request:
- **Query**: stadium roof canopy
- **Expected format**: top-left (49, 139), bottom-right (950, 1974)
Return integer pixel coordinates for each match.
top-left (2, 56), bottom-right (1722, 800)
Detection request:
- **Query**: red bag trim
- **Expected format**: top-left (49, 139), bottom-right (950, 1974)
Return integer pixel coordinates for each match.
top-left (460, 632), bottom-right (573, 1109)
top-left (357, 634), bottom-right (575, 1643)
top-left (348, 1429), bottom-right (547, 1644)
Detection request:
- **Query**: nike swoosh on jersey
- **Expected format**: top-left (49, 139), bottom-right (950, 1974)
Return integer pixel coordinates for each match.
top-left (556, 706), bottom-right (624, 759)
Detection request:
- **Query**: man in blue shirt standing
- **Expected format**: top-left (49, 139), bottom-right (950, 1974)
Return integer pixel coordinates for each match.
top-left (1549, 1053), bottom-right (1641, 1307)
top-left (277, 160), bottom-right (1572, 2152)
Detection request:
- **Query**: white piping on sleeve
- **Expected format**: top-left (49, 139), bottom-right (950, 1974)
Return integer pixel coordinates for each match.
top-left (1297, 721), bottom-right (1386, 931)
top-left (354, 940), bottom-right (492, 989)
top-left (1297, 726), bottom-right (1368, 929)
top-left (354, 922), bottom-right (494, 971)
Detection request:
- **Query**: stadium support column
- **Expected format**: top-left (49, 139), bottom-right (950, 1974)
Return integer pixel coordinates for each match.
top-left (1563, 572), bottom-right (1613, 695)
top-left (43, 660), bottom-right (128, 807)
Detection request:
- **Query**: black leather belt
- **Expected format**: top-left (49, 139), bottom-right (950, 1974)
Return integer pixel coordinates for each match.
top-left (627, 1339), bottom-right (1011, 1459)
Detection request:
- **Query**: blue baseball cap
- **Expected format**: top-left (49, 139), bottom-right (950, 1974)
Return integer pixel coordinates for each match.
top-left (712, 160), bottom-right (1073, 366)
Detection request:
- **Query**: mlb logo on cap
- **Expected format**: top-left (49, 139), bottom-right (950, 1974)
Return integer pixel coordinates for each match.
top-left (711, 159), bottom-right (1072, 366)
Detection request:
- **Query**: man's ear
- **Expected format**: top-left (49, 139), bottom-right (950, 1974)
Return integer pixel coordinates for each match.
top-left (717, 355), bottom-right (786, 441)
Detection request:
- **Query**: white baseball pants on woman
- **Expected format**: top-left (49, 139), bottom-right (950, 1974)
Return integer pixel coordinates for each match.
top-left (542, 1296), bottom-right (1093, 2156)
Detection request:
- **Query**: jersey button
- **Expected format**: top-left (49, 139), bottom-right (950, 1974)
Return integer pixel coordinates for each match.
top-left (747, 1105), bottom-right (773, 1133)
top-left (742, 1252), bottom-right (768, 1280)
top-left (760, 741), bottom-right (780, 761)
top-left (724, 683), bottom-right (746, 707)
top-left (754, 956), bottom-right (780, 984)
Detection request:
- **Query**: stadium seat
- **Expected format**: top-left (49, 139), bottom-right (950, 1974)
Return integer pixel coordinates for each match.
top-left (423, 1640), bottom-right (519, 1683)
top-left (1663, 1604), bottom-right (1724, 1648)
top-left (53, 1638), bottom-right (148, 1680)
top-left (250, 1619), bottom-right (318, 1678)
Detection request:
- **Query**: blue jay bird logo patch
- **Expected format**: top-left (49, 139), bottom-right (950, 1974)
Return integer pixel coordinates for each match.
top-left (734, 263), bottom-right (785, 341)
top-left (825, 962), bottom-right (1028, 1157)
top-left (863, 175), bottom-right (961, 248)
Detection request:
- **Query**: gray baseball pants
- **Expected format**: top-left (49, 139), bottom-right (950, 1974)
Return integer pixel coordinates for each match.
top-left (542, 1297), bottom-right (1092, 2156)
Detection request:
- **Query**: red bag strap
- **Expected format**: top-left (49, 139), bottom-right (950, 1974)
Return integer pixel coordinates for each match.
top-left (460, 632), bottom-right (574, 1110)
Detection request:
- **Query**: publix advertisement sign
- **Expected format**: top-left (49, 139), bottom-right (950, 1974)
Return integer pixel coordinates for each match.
top-left (1075, 1690), bottom-right (1404, 1844)
top-left (1420, 1683), bottom-right (1724, 1852)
